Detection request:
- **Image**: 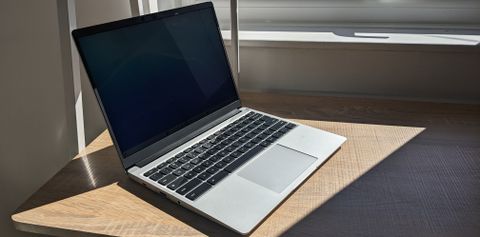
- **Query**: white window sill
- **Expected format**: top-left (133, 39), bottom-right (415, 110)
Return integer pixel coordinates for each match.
top-left (221, 30), bottom-right (480, 46)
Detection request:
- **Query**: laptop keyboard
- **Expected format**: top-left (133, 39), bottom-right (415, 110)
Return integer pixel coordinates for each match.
top-left (142, 111), bottom-right (297, 201)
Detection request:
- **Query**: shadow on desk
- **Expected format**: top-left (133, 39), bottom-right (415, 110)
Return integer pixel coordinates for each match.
top-left (13, 94), bottom-right (480, 236)
top-left (15, 144), bottom-right (243, 236)
top-left (15, 146), bottom-right (122, 213)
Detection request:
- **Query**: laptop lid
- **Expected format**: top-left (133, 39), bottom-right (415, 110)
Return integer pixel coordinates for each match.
top-left (72, 2), bottom-right (240, 170)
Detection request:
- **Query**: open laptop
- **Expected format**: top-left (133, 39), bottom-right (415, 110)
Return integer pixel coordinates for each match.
top-left (72, 2), bottom-right (346, 234)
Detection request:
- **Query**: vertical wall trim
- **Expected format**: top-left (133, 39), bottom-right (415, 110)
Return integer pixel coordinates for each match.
top-left (148, 0), bottom-right (158, 13)
top-left (66, 0), bottom-right (86, 151)
top-left (130, 0), bottom-right (142, 16)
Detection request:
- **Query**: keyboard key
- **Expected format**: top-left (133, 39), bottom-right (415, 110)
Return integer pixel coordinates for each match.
top-left (209, 155), bottom-right (221, 162)
top-left (160, 167), bottom-right (173, 175)
top-left (173, 169), bottom-right (186, 176)
top-left (182, 163), bottom-right (194, 170)
top-left (225, 146), bottom-right (236, 152)
top-left (222, 156), bottom-right (234, 163)
top-left (206, 167), bottom-right (219, 174)
top-left (156, 163), bottom-right (167, 169)
top-left (198, 172), bottom-right (212, 180)
top-left (158, 174), bottom-right (177, 186)
top-left (238, 146), bottom-right (248, 153)
top-left (175, 152), bottom-right (185, 158)
top-left (251, 113), bottom-right (262, 119)
top-left (214, 144), bottom-right (225, 150)
top-left (167, 177), bottom-right (187, 190)
top-left (263, 116), bottom-right (278, 125)
top-left (239, 137), bottom-right (249, 143)
top-left (225, 145), bottom-right (264, 173)
top-left (193, 165), bottom-right (206, 173)
top-left (246, 133), bottom-right (255, 138)
top-left (257, 133), bottom-right (268, 139)
top-left (266, 136), bottom-right (276, 143)
top-left (144, 168), bottom-right (158, 177)
top-left (194, 147), bottom-right (204, 154)
top-left (198, 153), bottom-right (209, 160)
top-left (177, 157), bottom-right (189, 164)
top-left (260, 141), bottom-right (271, 147)
top-left (273, 132), bottom-right (284, 138)
top-left (149, 172), bottom-right (164, 181)
top-left (271, 122), bottom-right (285, 130)
top-left (206, 149), bottom-right (217, 155)
top-left (252, 138), bottom-right (262, 144)
top-left (186, 183), bottom-right (212, 201)
top-left (184, 171), bottom-right (197, 179)
top-left (230, 151), bottom-right (241, 157)
top-left (286, 123), bottom-right (296, 129)
top-left (215, 161), bottom-right (227, 169)
top-left (176, 178), bottom-right (202, 195)
top-left (166, 157), bottom-right (176, 163)
top-left (190, 157), bottom-right (201, 165)
top-left (202, 160), bottom-right (213, 167)
top-left (245, 142), bottom-right (255, 148)
top-left (207, 170), bottom-right (228, 185)
top-left (169, 163), bottom-right (179, 169)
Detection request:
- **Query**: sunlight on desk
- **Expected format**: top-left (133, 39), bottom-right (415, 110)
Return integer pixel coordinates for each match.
top-left (12, 119), bottom-right (424, 237)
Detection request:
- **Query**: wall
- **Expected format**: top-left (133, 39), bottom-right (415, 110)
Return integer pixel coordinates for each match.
top-left (0, 1), bottom-right (77, 236)
top-left (0, 1), bottom-right (132, 236)
top-left (236, 42), bottom-right (480, 103)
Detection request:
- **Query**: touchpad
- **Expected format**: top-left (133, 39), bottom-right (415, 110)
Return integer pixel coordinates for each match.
top-left (238, 145), bottom-right (317, 193)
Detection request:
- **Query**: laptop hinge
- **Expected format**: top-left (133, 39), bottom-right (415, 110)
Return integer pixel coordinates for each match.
top-left (134, 107), bottom-right (242, 168)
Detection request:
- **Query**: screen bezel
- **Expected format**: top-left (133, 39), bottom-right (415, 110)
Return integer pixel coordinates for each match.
top-left (72, 2), bottom-right (241, 170)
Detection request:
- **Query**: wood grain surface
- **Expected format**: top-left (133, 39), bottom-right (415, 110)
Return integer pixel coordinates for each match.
top-left (12, 92), bottom-right (480, 237)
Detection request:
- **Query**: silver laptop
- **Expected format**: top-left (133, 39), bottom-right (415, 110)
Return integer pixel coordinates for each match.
top-left (72, 2), bottom-right (346, 234)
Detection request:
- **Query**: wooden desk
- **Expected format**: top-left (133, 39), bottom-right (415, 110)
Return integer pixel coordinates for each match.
top-left (12, 92), bottom-right (480, 236)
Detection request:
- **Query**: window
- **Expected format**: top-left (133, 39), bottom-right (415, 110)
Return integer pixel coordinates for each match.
top-left (138, 0), bottom-right (480, 46)
top-left (188, 0), bottom-right (480, 31)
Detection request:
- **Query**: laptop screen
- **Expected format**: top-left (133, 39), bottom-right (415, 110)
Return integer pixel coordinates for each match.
top-left (75, 6), bottom-right (238, 157)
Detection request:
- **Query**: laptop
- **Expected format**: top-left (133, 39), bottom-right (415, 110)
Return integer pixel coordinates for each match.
top-left (72, 2), bottom-right (346, 234)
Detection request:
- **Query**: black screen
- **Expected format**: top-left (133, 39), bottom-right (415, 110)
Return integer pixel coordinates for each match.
top-left (76, 7), bottom-right (238, 157)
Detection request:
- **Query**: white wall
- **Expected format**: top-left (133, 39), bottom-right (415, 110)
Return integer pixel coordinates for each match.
top-left (236, 42), bottom-right (480, 103)
top-left (0, 1), bottom-right (77, 236)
